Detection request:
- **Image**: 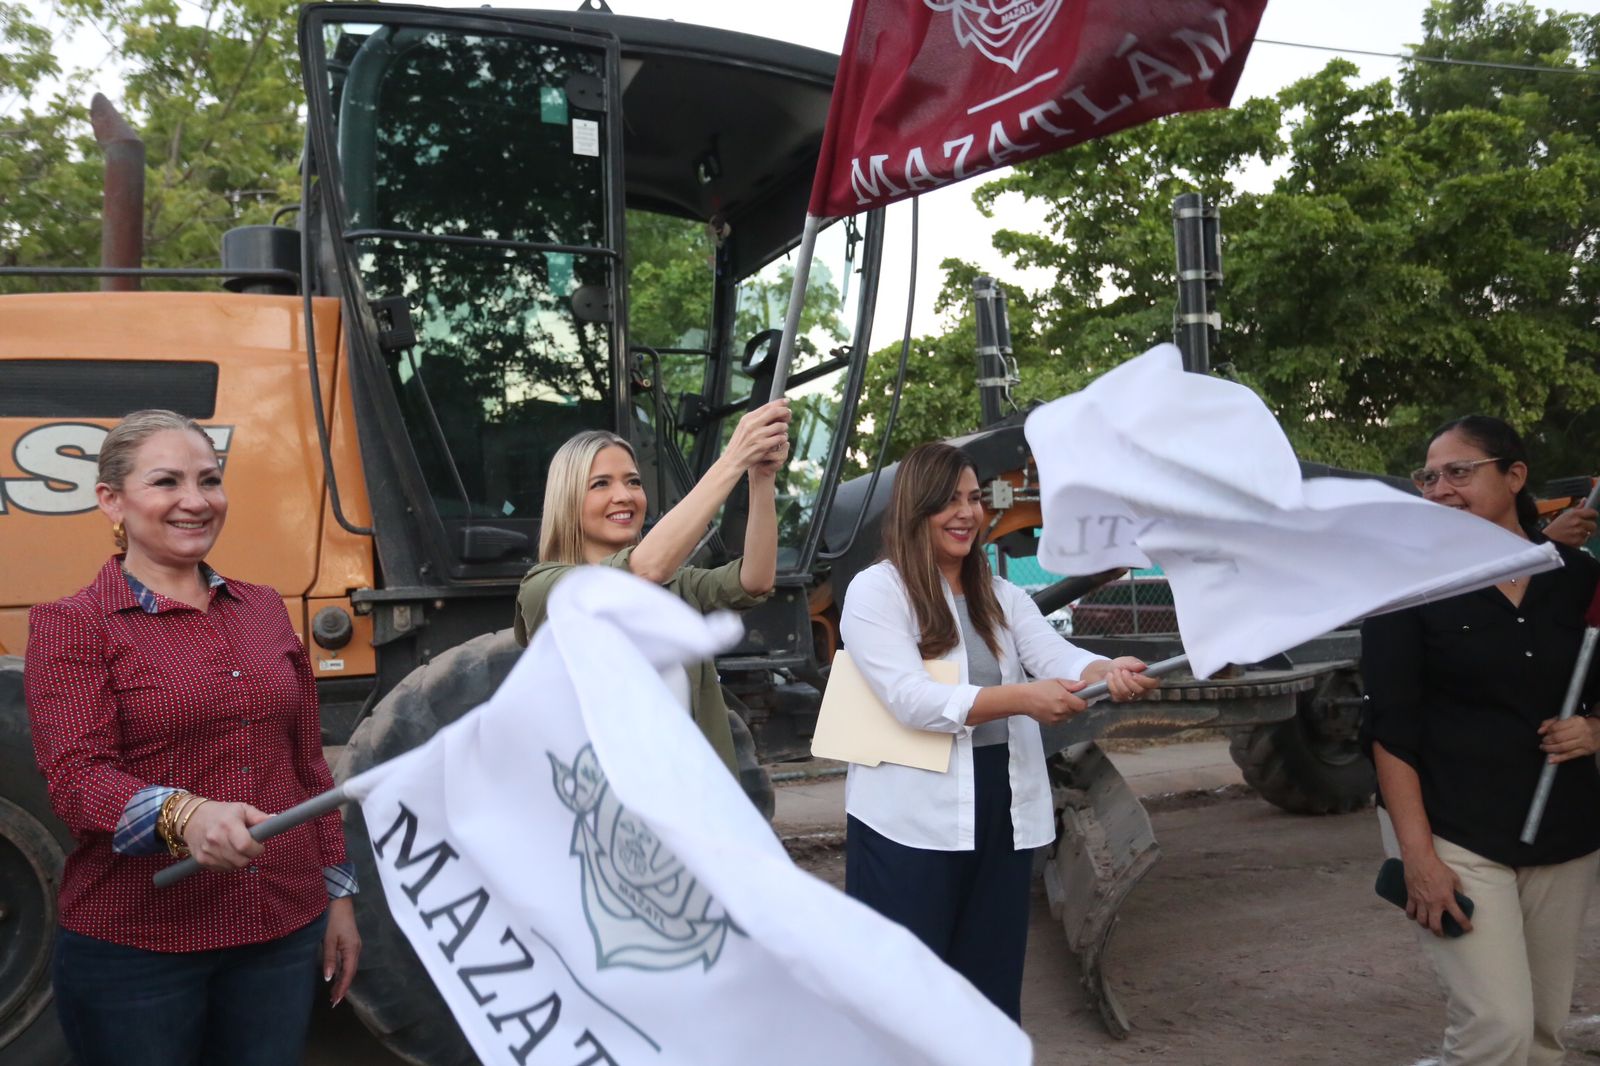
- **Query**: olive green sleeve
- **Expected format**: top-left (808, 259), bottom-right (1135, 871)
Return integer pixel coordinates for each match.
top-left (511, 550), bottom-right (634, 646)
top-left (671, 557), bottom-right (771, 613)
top-left (514, 548), bottom-right (763, 646)
top-left (512, 565), bottom-right (568, 646)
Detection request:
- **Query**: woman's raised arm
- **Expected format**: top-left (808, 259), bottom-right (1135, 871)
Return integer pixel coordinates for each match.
top-left (629, 399), bottom-right (791, 584)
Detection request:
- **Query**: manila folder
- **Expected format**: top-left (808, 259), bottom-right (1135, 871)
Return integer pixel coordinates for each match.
top-left (810, 650), bottom-right (958, 772)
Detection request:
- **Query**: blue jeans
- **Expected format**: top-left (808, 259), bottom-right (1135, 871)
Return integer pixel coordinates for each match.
top-left (52, 914), bottom-right (326, 1066)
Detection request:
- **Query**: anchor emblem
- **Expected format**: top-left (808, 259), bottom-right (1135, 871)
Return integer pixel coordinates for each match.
top-left (924, 0), bottom-right (1066, 73)
top-left (551, 744), bottom-right (736, 972)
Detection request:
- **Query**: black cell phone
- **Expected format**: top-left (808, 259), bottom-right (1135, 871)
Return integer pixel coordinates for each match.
top-left (1375, 857), bottom-right (1474, 937)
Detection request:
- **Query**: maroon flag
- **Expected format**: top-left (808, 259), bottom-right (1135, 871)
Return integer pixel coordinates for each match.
top-left (809, 0), bottom-right (1271, 219)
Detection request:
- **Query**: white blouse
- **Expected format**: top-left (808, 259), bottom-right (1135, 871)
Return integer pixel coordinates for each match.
top-left (838, 560), bottom-right (1107, 851)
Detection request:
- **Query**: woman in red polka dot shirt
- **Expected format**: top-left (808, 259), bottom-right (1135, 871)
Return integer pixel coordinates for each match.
top-left (24, 409), bottom-right (361, 1066)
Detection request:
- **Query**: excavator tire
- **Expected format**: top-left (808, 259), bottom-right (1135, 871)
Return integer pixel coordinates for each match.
top-left (1228, 672), bottom-right (1374, 815)
top-left (723, 689), bottom-right (776, 821)
top-left (334, 632), bottom-right (517, 1066)
top-left (0, 656), bottom-right (73, 1066)
top-left (335, 629), bottom-right (775, 1064)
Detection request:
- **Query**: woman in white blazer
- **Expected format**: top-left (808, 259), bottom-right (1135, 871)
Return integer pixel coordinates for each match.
top-left (839, 442), bottom-right (1157, 1020)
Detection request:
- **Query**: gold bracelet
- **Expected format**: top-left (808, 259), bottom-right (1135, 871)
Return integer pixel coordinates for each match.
top-left (175, 797), bottom-right (209, 842)
top-left (157, 790), bottom-right (186, 845)
top-left (168, 787), bottom-right (203, 857)
top-left (169, 794), bottom-right (205, 857)
top-left (157, 790), bottom-right (191, 857)
top-left (160, 793), bottom-right (185, 851)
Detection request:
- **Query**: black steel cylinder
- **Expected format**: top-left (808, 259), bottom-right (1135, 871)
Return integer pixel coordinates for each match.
top-left (1171, 192), bottom-right (1222, 375)
top-left (221, 226), bottom-right (301, 295)
top-left (971, 275), bottom-right (1011, 427)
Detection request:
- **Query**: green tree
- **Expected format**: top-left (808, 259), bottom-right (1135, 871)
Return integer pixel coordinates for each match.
top-left (850, 257), bottom-right (1047, 472)
top-left (1, 0), bottom-right (304, 291)
top-left (735, 259), bottom-right (849, 360)
top-left (628, 209), bottom-right (716, 349)
top-left (868, 0), bottom-right (1600, 482)
top-left (0, 3), bottom-right (93, 275)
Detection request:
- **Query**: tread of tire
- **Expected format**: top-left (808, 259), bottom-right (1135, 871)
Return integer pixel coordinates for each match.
top-left (1228, 714), bottom-right (1373, 816)
top-left (0, 657), bottom-right (74, 1066)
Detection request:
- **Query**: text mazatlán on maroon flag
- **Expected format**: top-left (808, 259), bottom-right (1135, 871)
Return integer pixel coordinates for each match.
top-left (808, 0), bottom-right (1271, 219)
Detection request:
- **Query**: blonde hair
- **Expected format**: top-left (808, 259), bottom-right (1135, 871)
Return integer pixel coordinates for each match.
top-left (539, 430), bottom-right (637, 564)
top-left (98, 409), bottom-right (217, 551)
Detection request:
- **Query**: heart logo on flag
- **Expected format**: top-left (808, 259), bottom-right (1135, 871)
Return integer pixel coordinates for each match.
top-left (923, 0), bottom-right (1066, 73)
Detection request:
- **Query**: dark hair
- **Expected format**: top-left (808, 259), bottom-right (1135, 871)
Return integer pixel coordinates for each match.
top-left (1428, 414), bottom-right (1539, 534)
top-left (882, 442), bottom-right (1003, 659)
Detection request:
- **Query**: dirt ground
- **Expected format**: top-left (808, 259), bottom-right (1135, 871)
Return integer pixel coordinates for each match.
top-left (1020, 789), bottom-right (1600, 1065)
top-left (307, 787), bottom-right (1600, 1065)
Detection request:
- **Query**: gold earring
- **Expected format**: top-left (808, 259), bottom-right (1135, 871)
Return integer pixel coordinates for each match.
top-left (111, 522), bottom-right (125, 542)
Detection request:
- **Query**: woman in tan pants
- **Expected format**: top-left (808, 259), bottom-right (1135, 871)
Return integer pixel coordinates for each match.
top-left (1362, 415), bottom-right (1600, 1065)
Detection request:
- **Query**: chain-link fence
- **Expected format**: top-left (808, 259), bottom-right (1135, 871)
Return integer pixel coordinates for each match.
top-left (996, 551), bottom-right (1178, 638)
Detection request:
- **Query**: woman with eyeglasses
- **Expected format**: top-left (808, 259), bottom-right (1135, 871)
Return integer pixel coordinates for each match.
top-left (1360, 414), bottom-right (1600, 1066)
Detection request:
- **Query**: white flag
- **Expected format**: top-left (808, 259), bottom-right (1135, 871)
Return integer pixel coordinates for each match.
top-left (343, 566), bottom-right (1031, 1066)
top-left (1025, 345), bottom-right (1560, 679)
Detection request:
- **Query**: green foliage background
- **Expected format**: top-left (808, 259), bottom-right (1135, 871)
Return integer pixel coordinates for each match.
top-left (7, 0), bottom-right (1600, 488)
top-left (1, 0), bottom-right (302, 290)
top-left (854, 0), bottom-right (1600, 483)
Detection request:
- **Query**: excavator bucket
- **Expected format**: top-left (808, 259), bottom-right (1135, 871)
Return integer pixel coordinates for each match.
top-left (1041, 742), bottom-right (1160, 1039)
top-left (1033, 652), bottom-right (1335, 1036)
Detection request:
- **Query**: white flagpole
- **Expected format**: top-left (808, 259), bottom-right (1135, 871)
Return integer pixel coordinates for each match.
top-left (768, 212), bottom-right (824, 401)
top-left (1520, 623), bottom-right (1600, 844)
top-left (1517, 479), bottom-right (1600, 845)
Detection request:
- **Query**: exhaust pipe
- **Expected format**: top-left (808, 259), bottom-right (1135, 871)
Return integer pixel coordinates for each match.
top-left (90, 93), bottom-right (144, 291)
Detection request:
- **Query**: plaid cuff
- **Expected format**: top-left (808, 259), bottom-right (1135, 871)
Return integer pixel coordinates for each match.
top-left (119, 789), bottom-right (359, 899)
top-left (324, 861), bottom-right (359, 899)
top-left (114, 785), bottom-right (180, 856)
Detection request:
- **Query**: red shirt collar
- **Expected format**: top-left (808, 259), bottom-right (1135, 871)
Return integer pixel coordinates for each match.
top-left (92, 555), bottom-right (236, 614)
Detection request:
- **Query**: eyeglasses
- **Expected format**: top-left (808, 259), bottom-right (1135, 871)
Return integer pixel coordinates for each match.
top-left (1411, 457), bottom-right (1501, 490)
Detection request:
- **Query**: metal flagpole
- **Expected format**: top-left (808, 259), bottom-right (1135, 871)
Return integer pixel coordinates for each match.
top-left (1520, 575), bottom-right (1600, 845)
top-left (150, 654), bottom-right (1197, 888)
top-left (1075, 654), bottom-right (1191, 702)
top-left (153, 783), bottom-right (352, 888)
top-left (768, 213), bottom-right (824, 401)
top-left (1519, 629), bottom-right (1599, 844)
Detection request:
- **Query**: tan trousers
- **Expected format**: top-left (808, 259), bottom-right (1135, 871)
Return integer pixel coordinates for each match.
top-left (1380, 810), bottom-right (1599, 1065)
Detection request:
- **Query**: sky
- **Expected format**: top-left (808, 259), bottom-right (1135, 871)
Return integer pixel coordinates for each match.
top-left (33, 0), bottom-right (1600, 340)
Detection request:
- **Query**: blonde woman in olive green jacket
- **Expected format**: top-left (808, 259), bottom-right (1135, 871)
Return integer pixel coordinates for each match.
top-left (513, 401), bottom-right (790, 774)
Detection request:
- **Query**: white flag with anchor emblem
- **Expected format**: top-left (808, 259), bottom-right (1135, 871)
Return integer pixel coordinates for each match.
top-left (1025, 344), bottom-right (1562, 679)
top-left (342, 566), bottom-right (1031, 1065)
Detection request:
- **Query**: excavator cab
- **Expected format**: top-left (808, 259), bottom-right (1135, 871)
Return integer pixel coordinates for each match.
top-left (306, 5), bottom-right (883, 568)
top-left (300, 3), bottom-right (883, 695)
top-left (300, 9), bottom-right (886, 1059)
